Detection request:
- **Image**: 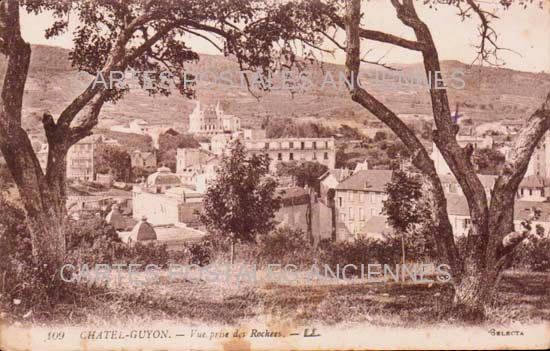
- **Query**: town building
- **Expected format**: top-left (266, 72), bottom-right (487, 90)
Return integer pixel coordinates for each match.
top-left (132, 185), bottom-right (204, 226)
top-left (176, 148), bottom-right (219, 193)
top-left (333, 169), bottom-right (394, 241)
top-left (526, 131), bottom-right (550, 177)
top-left (244, 137), bottom-right (336, 172)
top-left (37, 134), bottom-right (123, 182)
top-left (446, 193), bottom-right (550, 237)
top-left (517, 175), bottom-right (550, 201)
top-left (188, 101), bottom-right (241, 135)
top-left (67, 136), bottom-right (97, 181)
top-left (145, 166), bottom-right (183, 194)
top-left (318, 169), bottom-right (353, 206)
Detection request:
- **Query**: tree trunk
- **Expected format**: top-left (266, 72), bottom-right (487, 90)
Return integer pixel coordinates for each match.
top-left (452, 262), bottom-right (492, 322)
top-left (0, 128), bottom-right (69, 265)
top-left (230, 239), bottom-right (235, 265)
top-left (401, 232), bottom-right (406, 264)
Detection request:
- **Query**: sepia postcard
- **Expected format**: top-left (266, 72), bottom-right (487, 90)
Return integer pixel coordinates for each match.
top-left (0, 0), bottom-right (549, 350)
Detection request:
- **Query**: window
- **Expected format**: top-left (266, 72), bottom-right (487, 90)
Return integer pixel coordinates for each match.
top-left (360, 208), bottom-right (365, 221)
top-left (325, 141), bottom-right (329, 148)
top-left (348, 192), bottom-right (352, 201)
top-left (301, 142), bottom-right (305, 150)
top-left (338, 197), bottom-right (342, 207)
top-left (289, 142), bottom-right (294, 149)
top-left (277, 153), bottom-right (282, 160)
top-left (289, 153), bottom-right (294, 160)
top-left (349, 207), bottom-right (354, 219)
top-left (313, 141), bottom-right (317, 149)
top-left (324, 152), bottom-right (328, 160)
top-left (360, 193), bottom-right (365, 202)
top-left (340, 212), bottom-right (346, 221)
top-left (370, 193), bottom-right (375, 203)
top-left (529, 189), bottom-right (533, 196)
top-left (264, 142), bottom-right (269, 150)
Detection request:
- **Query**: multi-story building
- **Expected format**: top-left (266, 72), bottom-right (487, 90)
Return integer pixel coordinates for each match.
top-left (176, 148), bottom-right (219, 192)
top-left (525, 131), bottom-right (550, 178)
top-left (66, 135), bottom-right (97, 181)
top-left (244, 137), bottom-right (336, 172)
top-left (318, 169), bottom-right (353, 206)
top-left (333, 170), bottom-right (394, 241)
top-left (188, 101), bottom-right (241, 135)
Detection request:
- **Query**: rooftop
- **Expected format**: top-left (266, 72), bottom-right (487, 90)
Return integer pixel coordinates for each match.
top-left (335, 170), bottom-right (394, 192)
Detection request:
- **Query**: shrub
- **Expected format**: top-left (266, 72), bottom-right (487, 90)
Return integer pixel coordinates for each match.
top-left (317, 237), bottom-right (402, 277)
top-left (0, 200), bottom-right (102, 320)
top-left (511, 237), bottom-right (550, 272)
top-left (201, 227), bottom-right (314, 268)
top-left (254, 227), bottom-right (313, 267)
top-left (186, 240), bottom-right (212, 266)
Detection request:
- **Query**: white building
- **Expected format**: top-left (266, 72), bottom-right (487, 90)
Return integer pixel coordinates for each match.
top-left (188, 101), bottom-right (241, 135)
top-left (244, 137), bottom-right (336, 172)
top-left (526, 131), bottom-right (550, 178)
top-left (37, 135), bottom-right (99, 181)
top-left (132, 185), bottom-right (204, 226)
top-left (176, 148), bottom-right (219, 193)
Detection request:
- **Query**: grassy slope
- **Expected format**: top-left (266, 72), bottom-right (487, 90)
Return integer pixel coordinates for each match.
top-left (17, 270), bottom-right (550, 327)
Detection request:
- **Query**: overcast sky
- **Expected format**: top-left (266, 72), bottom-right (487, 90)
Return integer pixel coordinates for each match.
top-left (20, 0), bottom-right (550, 73)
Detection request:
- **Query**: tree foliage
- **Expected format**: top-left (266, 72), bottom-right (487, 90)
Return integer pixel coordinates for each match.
top-left (199, 139), bottom-right (281, 246)
top-left (276, 161), bottom-right (328, 191)
top-left (94, 145), bottom-right (132, 182)
top-left (266, 118), bottom-right (334, 138)
top-left (382, 170), bottom-right (436, 260)
top-left (157, 131), bottom-right (200, 171)
top-left (473, 148), bottom-right (506, 175)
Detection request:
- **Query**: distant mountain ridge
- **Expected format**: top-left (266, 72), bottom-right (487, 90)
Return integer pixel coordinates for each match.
top-left (1, 44), bottom-right (549, 133)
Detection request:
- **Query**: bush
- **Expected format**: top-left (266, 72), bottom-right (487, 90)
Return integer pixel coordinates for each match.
top-left (201, 227), bottom-right (314, 268)
top-left (254, 227), bottom-right (313, 267)
top-left (318, 237), bottom-right (402, 277)
top-left (185, 240), bottom-right (212, 266)
top-left (0, 200), bottom-right (102, 320)
top-left (511, 237), bottom-right (550, 272)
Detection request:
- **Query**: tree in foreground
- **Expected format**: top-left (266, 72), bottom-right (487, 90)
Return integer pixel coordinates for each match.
top-left (199, 140), bottom-right (281, 264)
top-left (382, 170), bottom-right (436, 263)
top-left (270, 0), bottom-right (550, 320)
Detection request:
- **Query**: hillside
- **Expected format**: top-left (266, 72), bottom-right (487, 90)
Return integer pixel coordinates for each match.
top-left (1, 45), bottom-right (549, 135)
